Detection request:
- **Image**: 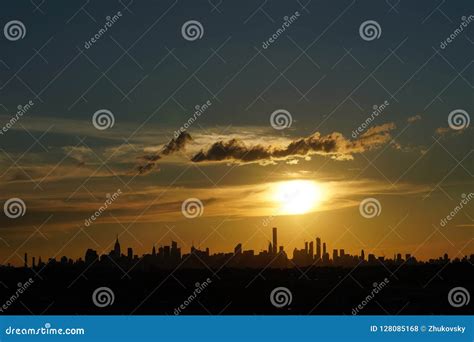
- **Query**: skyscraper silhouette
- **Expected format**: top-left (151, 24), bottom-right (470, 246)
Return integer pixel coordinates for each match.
top-left (316, 237), bottom-right (321, 261)
top-left (272, 227), bottom-right (277, 255)
top-left (234, 243), bottom-right (242, 255)
top-left (114, 235), bottom-right (121, 258)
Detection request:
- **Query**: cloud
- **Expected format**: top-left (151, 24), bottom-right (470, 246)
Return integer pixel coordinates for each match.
top-left (136, 132), bottom-right (192, 174)
top-left (407, 115), bottom-right (422, 123)
top-left (161, 131), bottom-right (192, 155)
top-left (137, 162), bottom-right (159, 175)
top-left (62, 146), bottom-right (95, 165)
top-left (0, 177), bottom-right (430, 236)
top-left (191, 123), bottom-right (396, 164)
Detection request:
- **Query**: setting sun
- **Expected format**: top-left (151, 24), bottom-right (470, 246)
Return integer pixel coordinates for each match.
top-left (273, 180), bottom-right (324, 215)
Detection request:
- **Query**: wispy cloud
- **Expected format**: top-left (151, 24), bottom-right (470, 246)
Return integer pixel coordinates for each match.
top-left (0, 177), bottom-right (429, 233)
top-left (136, 132), bottom-right (192, 174)
top-left (407, 114), bottom-right (422, 123)
top-left (191, 123), bottom-right (396, 164)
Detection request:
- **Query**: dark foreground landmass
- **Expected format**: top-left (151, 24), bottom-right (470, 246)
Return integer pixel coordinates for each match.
top-left (0, 262), bottom-right (472, 315)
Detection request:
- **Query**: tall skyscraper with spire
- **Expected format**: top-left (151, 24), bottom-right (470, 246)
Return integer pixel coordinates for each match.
top-left (114, 235), bottom-right (121, 258)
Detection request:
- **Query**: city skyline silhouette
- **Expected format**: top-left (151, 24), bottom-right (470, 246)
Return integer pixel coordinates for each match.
top-left (0, 0), bottom-right (472, 319)
top-left (5, 227), bottom-right (473, 271)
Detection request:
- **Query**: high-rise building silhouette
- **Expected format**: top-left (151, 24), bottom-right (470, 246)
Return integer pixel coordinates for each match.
top-left (16, 227), bottom-right (462, 273)
top-left (234, 243), bottom-right (242, 255)
top-left (85, 248), bottom-right (98, 264)
top-left (316, 237), bottom-right (321, 261)
top-left (171, 241), bottom-right (181, 259)
top-left (272, 227), bottom-right (277, 255)
top-left (114, 235), bottom-right (121, 258)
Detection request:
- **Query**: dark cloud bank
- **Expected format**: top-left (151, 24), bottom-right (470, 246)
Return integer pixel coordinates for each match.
top-left (136, 123), bottom-right (396, 174)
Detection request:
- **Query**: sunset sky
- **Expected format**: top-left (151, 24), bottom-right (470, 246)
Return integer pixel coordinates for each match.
top-left (0, 0), bottom-right (472, 265)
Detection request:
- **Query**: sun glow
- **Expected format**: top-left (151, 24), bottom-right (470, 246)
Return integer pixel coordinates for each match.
top-left (273, 180), bottom-right (324, 215)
